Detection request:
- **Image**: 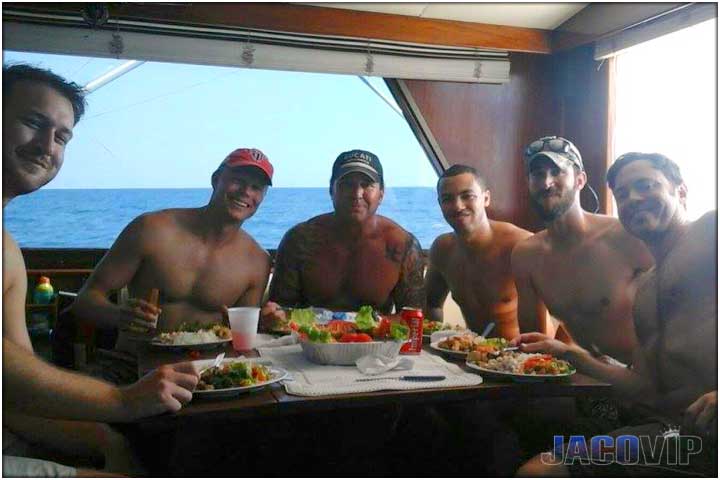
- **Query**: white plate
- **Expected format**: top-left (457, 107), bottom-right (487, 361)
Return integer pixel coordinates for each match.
top-left (150, 338), bottom-right (231, 351)
top-left (429, 341), bottom-right (472, 358)
top-left (465, 360), bottom-right (576, 382)
top-left (193, 359), bottom-right (288, 399)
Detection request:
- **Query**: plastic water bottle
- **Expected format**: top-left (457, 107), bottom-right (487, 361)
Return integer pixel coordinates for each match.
top-left (30, 276), bottom-right (54, 333)
top-left (33, 276), bottom-right (54, 304)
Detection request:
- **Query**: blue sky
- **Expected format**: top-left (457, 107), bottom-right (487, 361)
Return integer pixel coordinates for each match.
top-left (4, 51), bottom-right (438, 189)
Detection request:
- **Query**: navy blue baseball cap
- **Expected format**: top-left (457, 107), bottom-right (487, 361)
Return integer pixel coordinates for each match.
top-left (330, 149), bottom-right (384, 187)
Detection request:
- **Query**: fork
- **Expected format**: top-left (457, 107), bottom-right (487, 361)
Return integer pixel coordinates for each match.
top-left (198, 352), bottom-right (225, 376)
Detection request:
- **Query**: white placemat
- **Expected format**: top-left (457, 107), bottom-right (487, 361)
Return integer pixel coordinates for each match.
top-left (257, 345), bottom-right (482, 397)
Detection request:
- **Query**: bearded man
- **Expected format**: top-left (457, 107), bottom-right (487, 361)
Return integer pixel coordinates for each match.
top-left (511, 136), bottom-right (653, 364)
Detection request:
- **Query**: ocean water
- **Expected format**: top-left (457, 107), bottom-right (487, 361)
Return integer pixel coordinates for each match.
top-left (3, 188), bottom-right (452, 249)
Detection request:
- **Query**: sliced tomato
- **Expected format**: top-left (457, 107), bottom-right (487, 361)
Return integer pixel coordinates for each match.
top-left (327, 320), bottom-right (357, 338)
top-left (288, 321), bottom-right (299, 331)
top-left (372, 317), bottom-right (392, 339)
top-left (339, 333), bottom-right (373, 343)
top-left (523, 355), bottom-right (553, 369)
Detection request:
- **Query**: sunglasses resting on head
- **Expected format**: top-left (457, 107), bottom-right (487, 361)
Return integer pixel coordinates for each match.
top-left (524, 136), bottom-right (582, 163)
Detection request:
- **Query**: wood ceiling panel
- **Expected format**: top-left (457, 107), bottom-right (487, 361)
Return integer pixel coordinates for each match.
top-left (2, 2), bottom-right (553, 54)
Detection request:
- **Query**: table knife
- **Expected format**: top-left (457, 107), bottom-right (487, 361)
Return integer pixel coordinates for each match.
top-left (355, 375), bottom-right (446, 382)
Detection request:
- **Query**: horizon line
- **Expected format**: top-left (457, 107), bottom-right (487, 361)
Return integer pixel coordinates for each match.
top-left (42, 185), bottom-right (436, 190)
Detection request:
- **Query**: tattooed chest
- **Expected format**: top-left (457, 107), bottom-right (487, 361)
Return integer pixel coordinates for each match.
top-left (301, 246), bottom-right (401, 304)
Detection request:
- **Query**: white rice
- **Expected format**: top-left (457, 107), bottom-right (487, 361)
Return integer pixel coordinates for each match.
top-left (157, 330), bottom-right (222, 345)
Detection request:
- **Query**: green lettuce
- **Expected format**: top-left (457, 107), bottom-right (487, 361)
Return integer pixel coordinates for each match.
top-left (290, 308), bottom-right (317, 329)
top-left (355, 306), bottom-right (376, 331)
top-left (299, 324), bottom-right (332, 343)
top-left (389, 322), bottom-right (410, 341)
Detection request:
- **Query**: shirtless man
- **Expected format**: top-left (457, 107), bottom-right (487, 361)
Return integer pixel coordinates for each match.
top-left (72, 148), bottom-right (273, 347)
top-left (262, 149), bottom-right (424, 327)
top-left (3, 64), bottom-right (198, 477)
top-left (424, 165), bottom-right (533, 339)
top-left (511, 136), bottom-right (653, 363)
top-left (517, 152), bottom-right (716, 477)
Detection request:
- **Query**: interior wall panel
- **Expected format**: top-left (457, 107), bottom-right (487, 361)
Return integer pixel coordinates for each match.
top-left (401, 46), bottom-right (611, 232)
top-left (551, 45), bottom-right (613, 215)
top-left (403, 53), bottom-right (559, 232)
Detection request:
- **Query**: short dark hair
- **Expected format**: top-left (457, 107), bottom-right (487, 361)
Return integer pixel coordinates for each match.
top-left (3, 63), bottom-right (87, 124)
top-left (437, 164), bottom-right (487, 192)
top-left (607, 152), bottom-right (684, 190)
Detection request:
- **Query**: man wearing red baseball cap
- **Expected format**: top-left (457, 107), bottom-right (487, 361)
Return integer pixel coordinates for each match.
top-left (218, 148), bottom-right (274, 186)
top-left (73, 147), bottom-right (274, 372)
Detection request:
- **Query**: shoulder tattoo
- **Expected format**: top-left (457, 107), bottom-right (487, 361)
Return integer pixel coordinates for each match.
top-left (391, 234), bottom-right (426, 309)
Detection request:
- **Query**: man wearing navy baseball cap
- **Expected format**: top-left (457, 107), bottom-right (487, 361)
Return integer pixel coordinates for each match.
top-left (262, 148), bottom-right (424, 330)
top-left (329, 149), bottom-right (384, 189)
top-left (73, 147), bottom-right (274, 365)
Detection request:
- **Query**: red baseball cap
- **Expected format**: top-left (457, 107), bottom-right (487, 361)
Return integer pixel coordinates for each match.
top-left (222, 148), bottom-right (274, 185)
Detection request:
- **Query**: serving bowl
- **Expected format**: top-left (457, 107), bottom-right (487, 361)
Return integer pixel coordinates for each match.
top-left (299, 339), bottom-right (404, 366)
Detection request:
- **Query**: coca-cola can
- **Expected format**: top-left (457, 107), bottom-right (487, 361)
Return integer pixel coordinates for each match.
top-left (400, 307), bottom-right (423, 354)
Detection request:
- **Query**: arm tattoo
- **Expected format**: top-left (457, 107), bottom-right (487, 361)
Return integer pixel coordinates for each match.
top-left (391, 233), bottom-right (426, 310)
top-left (268, 227), bottom-right (305, 307)
top-left (385, 243), bottom-right (404, 264)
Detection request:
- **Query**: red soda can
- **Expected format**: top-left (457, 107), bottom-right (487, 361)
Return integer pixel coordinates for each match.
top-left (400, 307), bottom-right (423, 354)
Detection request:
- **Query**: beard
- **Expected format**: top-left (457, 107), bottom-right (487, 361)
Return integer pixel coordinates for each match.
top-left (530, 187), bottom-right (577, 222)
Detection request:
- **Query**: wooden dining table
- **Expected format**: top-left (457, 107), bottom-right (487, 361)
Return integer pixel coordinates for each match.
top-left (125, 341), bottom-right (612, 476)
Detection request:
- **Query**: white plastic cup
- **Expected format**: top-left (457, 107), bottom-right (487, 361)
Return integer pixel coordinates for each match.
top-left (228, 307), bottom-right (260, 351)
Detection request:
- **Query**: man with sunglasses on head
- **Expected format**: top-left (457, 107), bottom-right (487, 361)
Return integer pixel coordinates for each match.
top-left (511, 136), bottom-right (653, 365)
top-left (516, 152), bottom-right (716, 477)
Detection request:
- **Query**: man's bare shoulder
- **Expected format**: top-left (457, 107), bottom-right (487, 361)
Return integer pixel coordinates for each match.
top-left (235, 229), bottom-right (271, 263)
top-left (3, 228), bottom-right (21, 255)
top-left (275, 214), bottom-right (334, 257)
top-left (282, 214), bottom-right (332, 240)
top-left (377, 215), bottom-right (420, 252)
top-left (594, 214), bottom-right (652, 257)
top-left (490, 220), bottom-right (534, 243)
top-left (586, 214), bottom-right (628, 242)
top-left (377, 215), bottom-right (411, 238)
top-left (676, 210), bottom-right (718, 264)
top-left (429, 233), bottom-right (456, 261)
top-left (2, 228), bottom-right (25, 284)
top-left (430, 232), bottom-right (455, 251)
top-left (122, 208), bottom-right (187, 234)
top-left (690, 210), bottom-right (717, 242)
top-left (510, 230), bottom-right (547, 271)
top-left (513, 229), bottom-right (547, 254)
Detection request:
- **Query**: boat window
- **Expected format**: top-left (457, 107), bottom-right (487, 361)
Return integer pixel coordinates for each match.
top-left (613, 18), bottom-right (716, 220)
top-left (3, 52), bottom-right (450, 249)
